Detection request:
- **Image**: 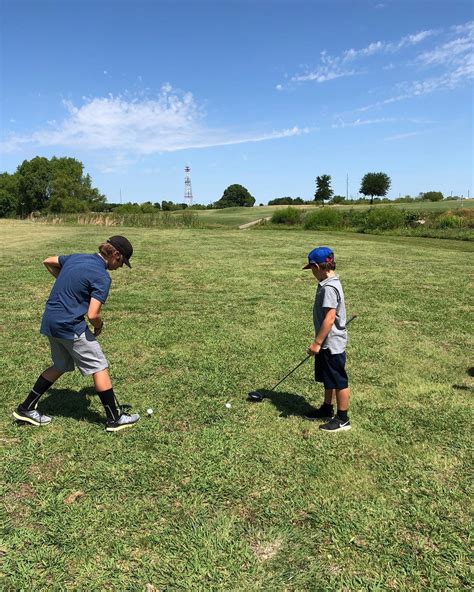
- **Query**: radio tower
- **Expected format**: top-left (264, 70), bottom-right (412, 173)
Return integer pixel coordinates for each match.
top-left (184, 165), bottom-right (193, 206)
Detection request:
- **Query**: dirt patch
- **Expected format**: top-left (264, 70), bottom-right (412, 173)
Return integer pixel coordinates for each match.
top-left (238, 217), bottom-right (271, 229)
top-left (250, 537), bottom-right (283, 561)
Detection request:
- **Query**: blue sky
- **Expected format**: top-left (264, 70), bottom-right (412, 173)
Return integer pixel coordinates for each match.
top-left (1, 0), bottom-right (473, 204)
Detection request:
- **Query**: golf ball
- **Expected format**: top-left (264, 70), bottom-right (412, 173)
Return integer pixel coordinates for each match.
top-left (225, 403), bottom-right (232, 409)
top-left (146, 408), bottom-right (153, 416)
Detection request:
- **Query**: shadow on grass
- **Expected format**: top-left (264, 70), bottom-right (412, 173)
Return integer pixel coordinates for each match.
top-left (250, 389), bottom-right (316, 418)
top-left (39, 387), bottom-right (104, 425)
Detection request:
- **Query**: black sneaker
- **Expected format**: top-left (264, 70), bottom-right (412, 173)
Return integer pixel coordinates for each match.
top-left (13, 405), bottom-right (52, 426)
top-left (304, 405), bottom-right (334, 421)
top-left (106, 412), bottom-right (140, 432)
top-left (319, 416), bottom-right (351, 432)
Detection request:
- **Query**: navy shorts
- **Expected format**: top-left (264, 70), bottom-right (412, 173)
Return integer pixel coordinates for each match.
top-left (314, 349), bottom-right (348, 389)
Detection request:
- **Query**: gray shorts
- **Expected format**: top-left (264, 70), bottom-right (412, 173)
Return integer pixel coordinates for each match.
top-left (47, 328), bottom-right (109, 376)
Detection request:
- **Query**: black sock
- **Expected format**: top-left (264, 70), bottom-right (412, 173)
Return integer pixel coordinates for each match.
top-left (337, 410), bottom-right (349, 421)
top-left (21, 375), bottom-right (53, 410)
top-left (97, 388), bottom-right (120, 421)
top-left (321, 402), bottom-right (334, 411)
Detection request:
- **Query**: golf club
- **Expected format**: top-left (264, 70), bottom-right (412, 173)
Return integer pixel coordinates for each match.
top-left (248, 314), bottom-right (358, 402)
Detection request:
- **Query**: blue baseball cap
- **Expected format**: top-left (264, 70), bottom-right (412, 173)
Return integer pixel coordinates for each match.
top-left (303, 246), bottom-right (334, 269)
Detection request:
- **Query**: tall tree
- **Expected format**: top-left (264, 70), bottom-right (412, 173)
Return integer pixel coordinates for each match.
top-left (215, 184), bottom-right (255, 208)
top-left (360, 172), bottom-right (391, 205)
top-left (0, 172), bottom-right (19, 217)
top-left (17, 157), bottom-right (52, 213)
top-left (13, 156), bottom-right (106, 215)
top-left (314, 175), bottom-right (333, 205)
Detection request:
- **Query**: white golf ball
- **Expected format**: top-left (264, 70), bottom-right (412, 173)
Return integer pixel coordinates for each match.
top-left (225, 403), bottom-right (232, 409)
top-left (146, 408), bottom-right (153, 415)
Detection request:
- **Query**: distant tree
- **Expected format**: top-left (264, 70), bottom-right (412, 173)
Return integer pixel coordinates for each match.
top-left (268, 196), bottom-right (306, 206)
top-left (215, 184), bottom-right (255, 208)
top-left (360, 172), bottom-right (391, 205)
top-left (17, 157), bottom-right (52, 214)
top-left (0, 172), bottom-right (19, 217)
top-left (421, 191), bottom-right (444, 202)
top-left (268, 197), bottom-right (293, 206)
top-left (161, 200), bottom-right (188, 211)
top-left (140, 201), bottom-right (155, 213)
top-left (14, 156), bottom-right (105, 214)
top-left (314, 175), bottom-right (333, 205)
top-left (330, 195), bottom-right (346, 205)
top-left (153, 202), bottom-right (162, 210)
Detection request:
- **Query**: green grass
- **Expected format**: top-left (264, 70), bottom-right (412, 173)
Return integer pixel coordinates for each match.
top-left (1, 220), bottom-right (473, 590)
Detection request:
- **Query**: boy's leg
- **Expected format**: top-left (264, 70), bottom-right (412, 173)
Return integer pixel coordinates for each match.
top-left (319, 387), bottom-right (351, 431)
top-left (93, 369), bottom-right (119, 421)
top-left (21, 366), bottom-right (63, 409)
top-left (305, 390), bottom-right (335, 421)
top-left (319, 353), bottom-right (351, 432)
top-left (13, 366), bottom-right (63, 426)
top-left (305, 353), bottom-right (335, 420)
top-left (324, 388), bottom-right (335, 405)
top-left (335, 387), bottom-right (350, 416)
top-left (92, 369), bottom-right (140, 432)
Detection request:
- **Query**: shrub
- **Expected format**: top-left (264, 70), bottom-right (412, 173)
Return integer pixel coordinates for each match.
top-left (271, 207), bottom-right (304, 225)
top-left (364, 207), bottom-right (406, 230)
top-left (303, 208), bottom-right (346, 229)
top-left (435, 212), bottom-right (467, 229)
top-left (421, 191), bottom-right (444, 201)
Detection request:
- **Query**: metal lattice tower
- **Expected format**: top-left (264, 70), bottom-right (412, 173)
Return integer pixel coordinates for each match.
top-left (184, 165), bottom-right (193, 206)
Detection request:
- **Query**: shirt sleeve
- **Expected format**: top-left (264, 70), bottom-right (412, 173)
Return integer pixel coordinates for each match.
top-left (58, 255), bottom-right (70, 267)
top-left (90, 274), bottom-right (111, 304)
top-left (321, 285), bottom-right (340, 310)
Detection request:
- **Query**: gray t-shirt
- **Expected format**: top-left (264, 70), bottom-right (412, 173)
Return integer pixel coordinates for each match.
top-left (313, 275), bottom-right (347, 354)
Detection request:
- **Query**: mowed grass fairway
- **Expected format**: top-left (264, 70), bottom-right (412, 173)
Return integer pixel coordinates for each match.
top-left (1, 220), bottom-right (472, 591)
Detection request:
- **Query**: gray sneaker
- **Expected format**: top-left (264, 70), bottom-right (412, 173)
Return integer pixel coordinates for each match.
top-left (106, 413), bottom-right (140, 432)
top-left (13, 405), bottom-right (52, 426)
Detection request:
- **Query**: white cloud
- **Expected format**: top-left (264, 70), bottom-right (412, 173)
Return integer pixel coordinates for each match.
top-left (291, 67), bottom-right (355, 83)
top-left (1, 85), bottom-right (309, 157)
top-left (331, 117), bottom-right (396, 128)
top-left (283, 27), bottom-right (437, 88)
top-left (417, 23), bottom-right (473, 67)
top-left (385, 130), bottom-right (429, 141)
top-left (354, 20), bottom-right (473, 112)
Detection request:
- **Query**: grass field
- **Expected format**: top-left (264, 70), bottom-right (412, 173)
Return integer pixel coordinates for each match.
top-left (184, 200), bottom-right (474, 228)
top-left (1, 220), bottom-right (473, 591)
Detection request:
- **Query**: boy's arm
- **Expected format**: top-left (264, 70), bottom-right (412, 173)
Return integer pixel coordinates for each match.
top-left (87, 297), bottom-right (104, 336)
top-left (308, 308), bottom-right (336, 355)
top-left (43, 256), bottom-right (61, 278)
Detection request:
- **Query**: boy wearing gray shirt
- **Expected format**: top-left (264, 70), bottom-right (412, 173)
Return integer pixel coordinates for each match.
top-left (303, 246), bottom-right (351, 431)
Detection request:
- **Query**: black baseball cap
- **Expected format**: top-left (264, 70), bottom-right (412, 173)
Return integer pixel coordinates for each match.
top-left (107, 235), bottom-right (133, 268)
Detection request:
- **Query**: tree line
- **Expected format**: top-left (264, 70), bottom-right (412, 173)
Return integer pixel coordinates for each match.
top-left (0, 156), bottom-right (460, 218)
top-left (0, 156), bottom-right (107, 217)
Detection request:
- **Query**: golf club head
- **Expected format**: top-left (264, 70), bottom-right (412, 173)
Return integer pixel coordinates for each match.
top-left (247, 391), bottom-right (264, 402)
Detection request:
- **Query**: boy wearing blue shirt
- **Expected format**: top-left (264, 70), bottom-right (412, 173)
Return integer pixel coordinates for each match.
top-left (303, 246), bottom-right (351, 432)
top-left (13, 236), bottom-right (140, 432)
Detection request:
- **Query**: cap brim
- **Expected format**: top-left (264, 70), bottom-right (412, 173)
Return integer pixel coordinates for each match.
top-left (302, 263), bottom-right (313, 269)
top-left (123, 258), bottom-right (131, 268)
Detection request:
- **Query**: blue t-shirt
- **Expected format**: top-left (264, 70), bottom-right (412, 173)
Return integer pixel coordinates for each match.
top-left (40, 254), bottom-right (111, 339)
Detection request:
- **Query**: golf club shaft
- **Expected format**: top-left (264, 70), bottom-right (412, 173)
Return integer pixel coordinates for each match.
top-left (268, 313), bottom-right (358, 393)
